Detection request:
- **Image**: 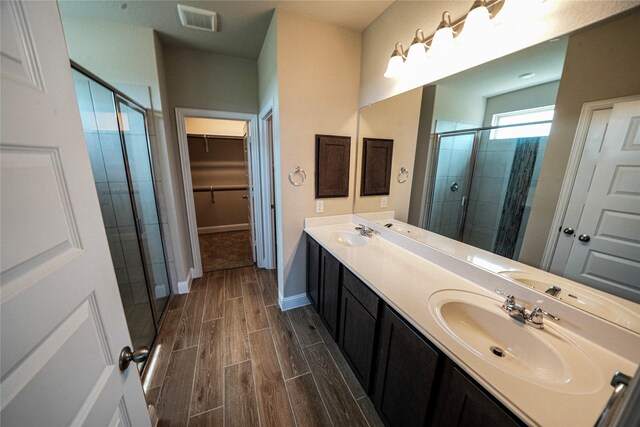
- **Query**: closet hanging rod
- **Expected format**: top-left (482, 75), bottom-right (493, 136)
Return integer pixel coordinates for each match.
top-left (192, 185), bottom-right (248, 192)
top-left (187, 134), bottom-right (244, 140)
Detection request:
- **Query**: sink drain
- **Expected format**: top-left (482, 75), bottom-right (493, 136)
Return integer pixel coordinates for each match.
top-left (490, 346), bottom-right (506, 358)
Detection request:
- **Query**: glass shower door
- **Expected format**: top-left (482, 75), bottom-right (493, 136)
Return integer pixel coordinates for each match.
top-left (73, 70), bottom-right (157, 350)
top-left (72, 68), bottom-right (172, 352)
top-left (116, 98), bottom-right (171, 318)
top-left (427, 132), bottom-right (476, 240)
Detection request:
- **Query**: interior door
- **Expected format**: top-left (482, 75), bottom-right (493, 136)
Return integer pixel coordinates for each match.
top-left (0, 1), bottom-right (150, 425)
top-left (243, 122), bottom-right (257, 263)
top-left (561, 99), bottom-right (640, 303)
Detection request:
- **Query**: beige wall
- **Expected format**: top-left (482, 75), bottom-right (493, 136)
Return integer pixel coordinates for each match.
top-left (360, 1), bottom-right (639, 107)
top-left (520, 9), bottom-right (640, 266)
top-left (163, 46), bottom-right (259, 114)
top-left (355, 87), bottom-right (422, 221)
top-left (277, 10), bottom-right (361, 299)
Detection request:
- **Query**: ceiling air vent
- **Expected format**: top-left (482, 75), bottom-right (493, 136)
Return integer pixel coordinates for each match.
top-left (177, 4), bottom-right (217, 32)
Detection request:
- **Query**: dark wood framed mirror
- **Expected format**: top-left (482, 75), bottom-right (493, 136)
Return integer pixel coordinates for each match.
top-left (361, 137), bottom-right (394, 196)
top-left (315, 134), bottom-right (351, 198)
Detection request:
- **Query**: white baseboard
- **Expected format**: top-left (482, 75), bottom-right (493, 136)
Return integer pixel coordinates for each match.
top-left (177, 268), bottom-right (195, 294)
top-left (280, 293), bottom-right (310, 311)
top-left (198, 223), bottom-right (249, 234)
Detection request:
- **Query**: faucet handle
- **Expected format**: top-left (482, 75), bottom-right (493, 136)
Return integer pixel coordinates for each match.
top-left (531, 307), bottom-right (560, 321)
top-left (495, 289), bottom-right (514, 301)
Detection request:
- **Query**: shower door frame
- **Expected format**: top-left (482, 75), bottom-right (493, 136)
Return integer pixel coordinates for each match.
top-left (425, 130), bottom-right (480, 241)
top-left (72, 62), bottom-right (174, 332)
top-left (426, 120), bottom-right (553, 242)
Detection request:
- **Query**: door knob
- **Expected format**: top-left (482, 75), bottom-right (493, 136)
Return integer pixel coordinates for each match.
top-left (563, 227), bottom-right (575, 235)
top-left (119, 345), bottom-right (150, 371)
top-left (578, 234), bottom-right (591, 242)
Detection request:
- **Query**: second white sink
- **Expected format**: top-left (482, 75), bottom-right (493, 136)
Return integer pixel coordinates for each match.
top-left (429, 290), bottom-right (603, 394)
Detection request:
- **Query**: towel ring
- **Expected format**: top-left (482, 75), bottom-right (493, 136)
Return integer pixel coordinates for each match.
top-left (397, 167), bottom-right (409, 183)
top-left (288, 166), bottom-right (306, 186)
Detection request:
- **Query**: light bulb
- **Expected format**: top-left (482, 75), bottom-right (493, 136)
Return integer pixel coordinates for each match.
top-left (429, 27), bottom-right (454, 57)
top-left (384, 54), bottom-right (404, 78)
top-left (406, 42), bottom-right (427, 67)
top-left (405, 29), bottom-right (428, 69)
top-left (462, 1), bottom-right (490, 38)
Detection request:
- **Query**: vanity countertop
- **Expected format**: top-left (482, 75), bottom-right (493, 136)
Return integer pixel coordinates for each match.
top-left (304, 215), bottom-right (639, 427)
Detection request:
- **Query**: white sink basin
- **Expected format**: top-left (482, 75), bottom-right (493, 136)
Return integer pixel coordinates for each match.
top-left (330, 230), bottom-right (368, 247)
top-left (429, 290), bottom-right (602, 393)
top-left (500, 271), bottom-right (640, 332)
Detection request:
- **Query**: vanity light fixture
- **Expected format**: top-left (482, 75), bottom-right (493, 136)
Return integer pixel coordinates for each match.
top-left (429, 12), bottom-right (455, 56)
top-left (383, 0), bottom-right (505, 79)
top-left (384, 42), bottom-right (407, 78)
top-left (406, 29), bottom-right (429, 68)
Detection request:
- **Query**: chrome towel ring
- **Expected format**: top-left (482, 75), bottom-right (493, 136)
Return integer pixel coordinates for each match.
top-left (397, 167), bottom-right (409, 183)
top-left (288, 166), bottom-right (306, 186)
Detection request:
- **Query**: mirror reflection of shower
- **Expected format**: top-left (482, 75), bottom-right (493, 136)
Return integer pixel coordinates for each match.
top-left (427, 111), bottom-right (553, 260)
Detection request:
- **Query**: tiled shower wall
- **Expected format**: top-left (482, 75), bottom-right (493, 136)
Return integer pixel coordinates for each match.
top-left (429, 122), bottom-right (475, 239)
top-left (463, 134), bottom-right (547, 257)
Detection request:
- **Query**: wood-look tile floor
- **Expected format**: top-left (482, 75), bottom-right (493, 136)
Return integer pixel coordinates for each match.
top-left (142, 265), bottom-right (384, 427)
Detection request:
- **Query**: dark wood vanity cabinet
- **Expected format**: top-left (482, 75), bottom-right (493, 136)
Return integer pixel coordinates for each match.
top-left (319, 247), bottom-right (341, 341)
top-left (432, 360), bottom-right (523, 427)
top-left (339, 268), bottom-right (380, 393)
top-left (306, 235), bottom-right (341, 340)
top-left (304, 234), bottom-right (522, 427)
top-left (306, 235), bottom-right (321, 311)
top-left (373, 305), bottom-right (442, 427)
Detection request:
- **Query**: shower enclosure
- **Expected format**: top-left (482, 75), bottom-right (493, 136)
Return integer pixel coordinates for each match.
top-left (72, 66), bottom-right (172, 351)
top-left (426, 121), bottom-right (550, 260)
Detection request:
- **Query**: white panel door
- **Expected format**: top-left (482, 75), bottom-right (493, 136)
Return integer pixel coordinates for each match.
top-left (562, 99), bottom-right (640, 303)
top-left (550, 107), bottom-right (612, 273)
top-left (0, 1), bottom-right (151, 426)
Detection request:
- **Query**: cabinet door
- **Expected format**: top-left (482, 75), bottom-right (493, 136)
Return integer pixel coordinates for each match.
top-left (320, 248), bottom-right (341, 340)
top-left (433, 361), bottom-right (521, 427)
top-left (373, 306), bottom-right (441, 427)
top-left (306, 234), bottom-right (321, 311)
top-left (339, 288), bottom-right (377, 392)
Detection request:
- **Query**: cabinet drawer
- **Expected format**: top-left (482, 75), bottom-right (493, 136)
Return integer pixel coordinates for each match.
top-left (342, 268), bottom-right (379, 318)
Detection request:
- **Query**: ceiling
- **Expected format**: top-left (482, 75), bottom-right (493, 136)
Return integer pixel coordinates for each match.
top-left (435, 36), bottom-right (569, 98)
top-left (58, 0), bottom-right (393, 59)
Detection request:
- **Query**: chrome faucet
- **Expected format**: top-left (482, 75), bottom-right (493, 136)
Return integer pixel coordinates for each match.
top-left (495, 290), bottom-right (559, 329)
top-left (355, 224), bottom-right (377, 237)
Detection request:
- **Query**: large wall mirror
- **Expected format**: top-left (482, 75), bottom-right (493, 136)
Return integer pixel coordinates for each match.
top-left (354, 9), bottom-right (640, 333)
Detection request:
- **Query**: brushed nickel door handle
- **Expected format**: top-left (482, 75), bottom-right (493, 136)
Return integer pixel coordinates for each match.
top-left (578, 234), bottom-right (591, 242)
top-left (119, 345), bottom-right (150, 371)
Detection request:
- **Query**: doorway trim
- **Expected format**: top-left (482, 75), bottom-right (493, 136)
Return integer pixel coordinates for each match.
top-left (175, 107), bottom-right (262, 278)
top-left (540, 94), bottom-right (640, 270)
top-left (259, 100), bottom-right (277, 269)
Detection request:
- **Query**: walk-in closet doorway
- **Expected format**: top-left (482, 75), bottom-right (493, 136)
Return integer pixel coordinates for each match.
top-left (176, 109), bottom-right (276, 282)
